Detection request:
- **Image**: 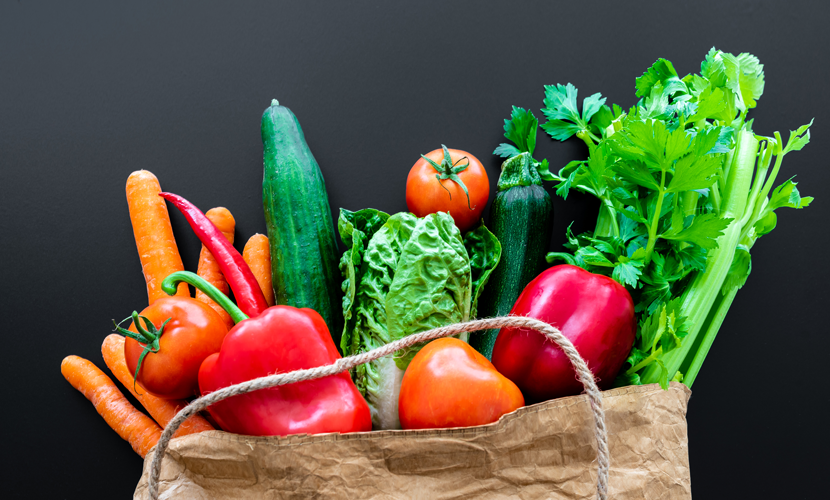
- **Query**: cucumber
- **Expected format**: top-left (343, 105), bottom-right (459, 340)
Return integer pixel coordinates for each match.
top-left (470, 153), bottom-right (552, 359)
top-left (262, 100), bottom-right (342, 339)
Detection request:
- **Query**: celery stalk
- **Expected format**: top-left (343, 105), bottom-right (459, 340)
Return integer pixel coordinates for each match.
top-left (640, 128), bottom-right (758, 385)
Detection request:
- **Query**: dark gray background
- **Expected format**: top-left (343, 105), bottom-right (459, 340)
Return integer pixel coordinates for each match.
top-left (2, 1), bottom-right (826, 497)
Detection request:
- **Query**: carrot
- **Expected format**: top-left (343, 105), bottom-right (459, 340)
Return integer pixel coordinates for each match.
top-left (243, 233), bottom-right (275, 307)
top-left (126, 170), bottom-right (189, 304)
top-left (195, 207), bottom-right (236, 328)
top-left (101, 334), bottom-right (215, 437)
top-left (61, 355), bottom-right (161, 458)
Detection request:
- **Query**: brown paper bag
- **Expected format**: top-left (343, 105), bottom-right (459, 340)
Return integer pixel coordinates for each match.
top-left (134, 382), bottom-right (691, 499)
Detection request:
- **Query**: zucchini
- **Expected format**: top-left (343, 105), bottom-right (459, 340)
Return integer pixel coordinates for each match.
top-left (262, 100), bottom-right (342, 339)
top-left (470, 153), bottom-right (552, 359)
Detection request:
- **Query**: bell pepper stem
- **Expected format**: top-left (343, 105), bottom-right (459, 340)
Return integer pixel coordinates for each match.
top-left (162, 271), bottom-right (250, 324)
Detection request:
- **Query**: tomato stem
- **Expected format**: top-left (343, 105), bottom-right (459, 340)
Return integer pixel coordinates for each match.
top-left (112, 311), bottom-right (165, 394)
top-left (421, 144), bottom-right (473, 210)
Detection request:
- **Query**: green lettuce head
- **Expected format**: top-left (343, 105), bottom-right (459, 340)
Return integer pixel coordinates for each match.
top-left (338, 209), bottom-right (500, 429)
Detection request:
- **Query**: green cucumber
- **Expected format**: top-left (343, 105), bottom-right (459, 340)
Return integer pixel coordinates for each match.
top-left (262, 100), bottom-right (342, 339)
top-left (470, 153), bottom-right (552, 359)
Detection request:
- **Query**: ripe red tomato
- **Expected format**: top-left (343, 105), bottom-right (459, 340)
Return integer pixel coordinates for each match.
top-left (398, 338), bottom-right (524, 430)
top-left (124, 297), bottom-right (228, 399)
top-left (405, 146), bottom-right (489, 233)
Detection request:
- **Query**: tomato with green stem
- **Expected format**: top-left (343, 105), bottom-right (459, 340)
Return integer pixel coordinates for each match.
top-left (406, 145), bottom-right (489, 233)
top-left (115, 293), bottom-right (229, 400)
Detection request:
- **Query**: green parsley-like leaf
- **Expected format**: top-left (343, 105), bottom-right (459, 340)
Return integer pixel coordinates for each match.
top-left (769, 177), bottom-right (813, 210)
top-left (541, 120), bottom-right (583, 141)
top-left (612, 119), bottom-right (669, 168)
top-left (783, 119), bottom-right (813, 154)
top-left (701, 47), bottom-right (728, 88)
top-left (612, 160), bottom-right (660, 190)
top-left (667, 153), bottom-right (722, 193)
top-left (722, 244), bottom-right (752, 294)
top-left (583, 92), bottom-right (607, 124)
top-left (676, 244), bottom-right (707, 272)
top-left (591, 104), bottom-right (614, 131)
top-left (664, 127), bottom-right (693, 164)
top-left (499, 106), bottom-right (539, 155)
top-left (546, 252), bottom-right (577, 266)
top-left (613, 260), bottom-right (643, 287)
top-left (613, 371), bottom-right (642, 388)
top-left (662, 213), bottom-right (732, 249)
top-left (536, 158), bottom-right (556, 182)
top-left (541, 83), bottom-right (606, 141)
top-left (753, 211), bottom-right (777, 236)
top-left (689, 86), bottom-right (726, 122)
top-left (493, 143), bottom-right (521, 158)
top-left (576, 246), bottom-right (614, 267)
top-left (655, 359), bottom-right (671, 390)
top-left (721, 51), bottom-right (765, 111)
top-left (635, 58), bottom-right (681, 98)
top-left (555, 165), bottom-right (579, 199)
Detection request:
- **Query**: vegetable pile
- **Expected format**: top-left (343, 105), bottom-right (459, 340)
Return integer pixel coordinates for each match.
top-left (61, 47), bottom-right (812, 462)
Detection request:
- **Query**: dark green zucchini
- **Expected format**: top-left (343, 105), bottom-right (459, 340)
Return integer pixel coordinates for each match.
top-left (262, 100), bottom-right (342, 339)
top-left (470, 153), bottom-right (552, 359)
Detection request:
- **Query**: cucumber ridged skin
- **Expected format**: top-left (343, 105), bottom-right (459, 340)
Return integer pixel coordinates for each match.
top-left (262, 103), bottom-right (343, 341)
top-left (470, 156), bottom-right (552, 360)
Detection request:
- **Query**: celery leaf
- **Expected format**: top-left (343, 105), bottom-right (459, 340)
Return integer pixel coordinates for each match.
top-left (495, 106), bottom-right (539, 157)
top-left (662, 213), bottom-right (732, 249)
top-left (769, 178), bottom-right (813, 210)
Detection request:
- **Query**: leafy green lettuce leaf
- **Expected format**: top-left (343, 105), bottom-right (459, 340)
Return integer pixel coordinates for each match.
top-left (463, 223), bottom-right (502, 318)
top-left (338, 208), bottom-right (390, 353)
top-left (345, 212), bottom-right (418, 427)
top-left (387, 212), bottom-right (471, 371)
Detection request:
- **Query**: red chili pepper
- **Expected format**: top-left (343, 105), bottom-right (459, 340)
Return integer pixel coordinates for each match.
top-left (491, 265), bottom-right (636, 403)
top-left (162, 272), bottom-right (372, 436)
top-left (159, 192), bottom-right (269, 318)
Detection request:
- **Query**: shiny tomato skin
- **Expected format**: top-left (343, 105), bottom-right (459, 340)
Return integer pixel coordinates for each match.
top-left (125, 297), bottom-right (228, 399)
top-left (406, 148), bottom-right (489, 233)
top-left (399, 338), bottom-right (524, 430)
top-left (491, 265), bottom-right (636, 404)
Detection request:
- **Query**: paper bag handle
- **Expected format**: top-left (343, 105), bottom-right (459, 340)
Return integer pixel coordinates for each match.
top-left (147, 316), bottom-right (609, 500)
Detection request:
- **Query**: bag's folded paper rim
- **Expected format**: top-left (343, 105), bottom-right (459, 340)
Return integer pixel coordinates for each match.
top-left (136, 382), bottom-right (692, 500)
top-left (156, 382), bottom-right (690, 449)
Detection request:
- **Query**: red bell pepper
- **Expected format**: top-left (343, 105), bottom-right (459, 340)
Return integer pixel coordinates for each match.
top-left (491, 265), bottom-right (635, 403)
top-left (162, 271), bottom-right (372, 437)
top-left (159, 192), bottom-right (269, 318)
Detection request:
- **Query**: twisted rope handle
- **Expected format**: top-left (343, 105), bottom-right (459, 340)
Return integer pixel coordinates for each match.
top-left (147, 316), bottom-right (609, 500)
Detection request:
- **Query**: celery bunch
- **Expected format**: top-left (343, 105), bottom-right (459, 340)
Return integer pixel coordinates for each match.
top-left (540, 48), bottom-right (812, 388)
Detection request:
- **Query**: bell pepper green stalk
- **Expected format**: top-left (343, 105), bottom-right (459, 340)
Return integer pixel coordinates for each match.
top-left (161, 271), bottom-right (250, 324)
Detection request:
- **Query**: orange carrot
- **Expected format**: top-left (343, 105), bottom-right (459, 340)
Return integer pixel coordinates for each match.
top-left (243, 234), bottom-right (275, 307)
top-left (61, 355), bottom-right (161, 458)
top-left (195, 207), bottom-right (236, 328)
top-left (126, 170), bottom-right (189, 304)
top-left (101, 334), bottom-right (215, 437)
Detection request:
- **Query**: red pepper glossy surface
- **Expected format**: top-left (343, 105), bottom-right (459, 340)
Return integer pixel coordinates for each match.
top-left (399, 338), bottom-right (524, 430)
top-left (491, 265), bottom-right (635, 403)
top-left (125, 297), bottom-right (229, 400)
top-left (198, 306), bottom-right (372, 436)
